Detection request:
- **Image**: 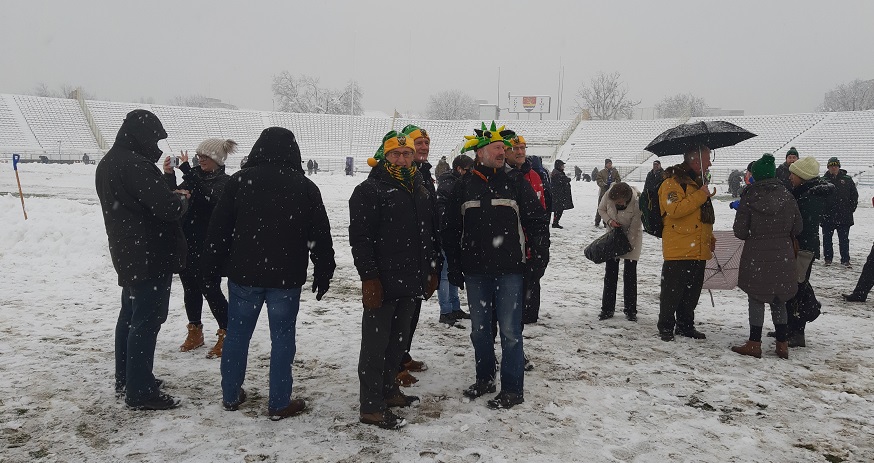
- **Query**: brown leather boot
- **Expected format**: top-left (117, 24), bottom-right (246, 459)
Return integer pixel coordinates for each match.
top-left (179, 323), bottom-right (204, 352)
top-left (404, 358), bottom-right (428, 372)
top-left (206, 329), bottom-right (226, 359)
top-left (396, 369), bottom-right (418, 387)
top-left (775, 341), bottom-right (789, 359)
top-left (730, 340), bottom-right (762, 358)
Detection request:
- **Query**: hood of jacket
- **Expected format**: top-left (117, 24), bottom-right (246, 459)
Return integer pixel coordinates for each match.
top-left (246, 127), bottom-right (304, 172)
top-left (113, 109), bottom-right (168, 163)
top-left (741, 178), bottom-right (788, 216)
top-left (794, 176), bottom-right (835, 199)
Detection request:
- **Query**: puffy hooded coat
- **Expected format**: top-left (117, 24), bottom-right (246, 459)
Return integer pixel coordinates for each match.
top-left (95, 109), bottom-right (188, 286)
top-left (822, 169), bottom-right (858, 226)
top-left (732, 178), bottom-right (803, 303)
top-left (201, 127), bottom-right (335, 289)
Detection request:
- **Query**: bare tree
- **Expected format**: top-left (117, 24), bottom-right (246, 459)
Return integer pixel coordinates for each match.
top-left (335, 80), bottom-right (364, 115)
top-left (655, 93), bottom-right (707, 118)
top-left (168, 94), bottom-right (210, 108)
top-left (426, 90), bottom-right (478, 120)
top-left (272, 72), bottom-right (362, 114)
top-left (32, 82), bottom-right (97, 99)
top-left (819, 79), bottom-right (874, 112)
top-left (572, 72), bottom-right (640, 120)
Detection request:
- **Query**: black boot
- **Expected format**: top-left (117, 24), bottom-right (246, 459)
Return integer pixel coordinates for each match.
top-left (598, 310), bottom-right (614, 320)
top-left (843, 292), bottom-right (867, 302)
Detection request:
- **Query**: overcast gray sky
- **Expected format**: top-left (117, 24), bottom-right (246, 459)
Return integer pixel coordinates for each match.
top-left (2, 0), bottom-right (872, 118)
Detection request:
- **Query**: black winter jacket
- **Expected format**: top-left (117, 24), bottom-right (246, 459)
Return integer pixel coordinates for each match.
top-left (792, 177), bottom-right (835, 259)
top-left (165, 163), bottom-right (230, 263)
top-left (443, 164), bottom-right (550, 276)
top-left (201, 127), bottom-right (335, 289)
top-left (822, 169), bottom-right (858, 227)
top-left (349, 162), bottom-right (442, 301)
top-left (776, 162), bottom-right (793, 190)
top-left (551, 168), bottom-right (574, 211)
top-left (436, 169), bottom-right (462, 230)
top-left (95, 110), bottom-right (188, 287)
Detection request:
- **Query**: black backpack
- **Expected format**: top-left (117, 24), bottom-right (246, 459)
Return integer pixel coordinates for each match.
top-left (639, 181), bottom-right (665, 238)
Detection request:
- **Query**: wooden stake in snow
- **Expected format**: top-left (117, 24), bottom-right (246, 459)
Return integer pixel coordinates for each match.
top-left (12, 154), bottom-right (27, 220)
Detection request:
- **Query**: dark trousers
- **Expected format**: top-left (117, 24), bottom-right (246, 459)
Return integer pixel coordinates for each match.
top-left (553, 210), bottom-right (563, 225)
top-left (522, 265), bottom-right (544, 324)
top-left (821, 223), bottom-right (851, 263)
top-left (115, 274), bottom-right (172, 403)
top-left (400, 299), bottom-right (422, 365)
top-left (658, 260), bottom-right (705, 333)
top-left (852, 242), bottom-right (874, 297)
top-left (359, 297), bottom-right (416, 414)
top-left (179, 264), bottom-right (229, 329)
top-left (602, 259), bottom-right (637, 314)
top-left (787, 260), bottom-right (814, 337)
top-left (594, 190), bottom-right (606, 225)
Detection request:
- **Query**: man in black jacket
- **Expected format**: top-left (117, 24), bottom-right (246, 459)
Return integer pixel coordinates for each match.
top-left (821, 157), bottom-right (858, 268)
top-left (443, 122), bottom-right (549, 410)
top-left (775, 147), bottom-right (798, 190)
top-left (202, 127), bottom-right (336, 420)
top-left (95, 109), bottom-right (188, 410)
top-left (436, 154), bottom-right (474, 325)
top-left (350, 131), bottom-right (441, 429)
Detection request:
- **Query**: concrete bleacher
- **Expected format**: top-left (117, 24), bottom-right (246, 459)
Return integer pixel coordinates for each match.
top-left (12, 95), bottom-right (100, 151)
top-left (3, 93), bottom-right (872, 181)
top-left (686, 113), bottom-right (828, 169)
top-left (557, 119), bottom-right (684, 170)
top-left (0, 95), bottom-right (34, 149)
top-left (788, 110), bottom-right (874, 169)
top-left (87, 99), bottom-right (153, 147)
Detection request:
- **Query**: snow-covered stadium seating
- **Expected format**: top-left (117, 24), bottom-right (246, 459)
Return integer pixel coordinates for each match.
top-left (12, 95), bottom-right (99, 151)
top-left (1, 93), bottom-right (872, 181)
top-left (0, 95), bottom-right (34, 149)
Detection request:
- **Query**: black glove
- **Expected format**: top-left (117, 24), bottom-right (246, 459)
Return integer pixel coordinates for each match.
top-left (312, 276), bottom-right (330, 301)
top-left (529, 266), bottom-right (546, 280)
top-left (448, 271), bottom-right (465, 290)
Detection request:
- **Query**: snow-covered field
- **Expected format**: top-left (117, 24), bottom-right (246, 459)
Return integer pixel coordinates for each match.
top-left (1, 163), bottom-right (873, 463)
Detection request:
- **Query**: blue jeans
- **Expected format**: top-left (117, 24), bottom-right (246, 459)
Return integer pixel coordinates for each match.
top-left (437, 252), bottom-right (460, 315)
top-left (821, 224), bottom-right (851, 264)
top-left (115, 274), bottom-right (172, 403)
top-left (221, 280), bottom-right (301, 412)
top-left (465, 274), bottom-right (524, 395)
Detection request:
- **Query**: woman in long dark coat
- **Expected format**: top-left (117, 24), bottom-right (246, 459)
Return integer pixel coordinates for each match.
top-left (730, 154), bottom-right (802, 360)
top-left (550, 160), bottom-right (573, 228)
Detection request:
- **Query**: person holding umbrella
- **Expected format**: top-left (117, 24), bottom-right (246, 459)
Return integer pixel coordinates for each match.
top-left (730, 154), bottom-right (802, 359)
top-left (656, 145), bottom-right (716, 341)
top-left (644, 120), bottom-right (756, 342)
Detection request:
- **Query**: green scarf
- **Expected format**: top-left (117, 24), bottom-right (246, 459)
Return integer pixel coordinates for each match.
top-left (383, 162), bottom-right (417, 192)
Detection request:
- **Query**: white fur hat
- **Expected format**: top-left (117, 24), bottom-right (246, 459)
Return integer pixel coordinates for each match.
top-left (196, 138), bottom-right (237, 166)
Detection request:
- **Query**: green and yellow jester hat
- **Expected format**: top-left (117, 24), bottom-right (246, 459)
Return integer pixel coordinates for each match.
top-left (460, 121), bottom-right (512, 154)
top-left (368, 130), bottom-right (416, 167)
top-left (401, 124), bottom-right (429, 141)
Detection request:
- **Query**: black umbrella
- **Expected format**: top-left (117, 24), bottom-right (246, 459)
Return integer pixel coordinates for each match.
top-left (644, 120), bottom-right (756, 156)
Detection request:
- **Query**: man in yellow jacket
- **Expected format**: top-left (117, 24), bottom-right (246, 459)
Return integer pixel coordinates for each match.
top-left (657, 145), bottom-right (716, 341)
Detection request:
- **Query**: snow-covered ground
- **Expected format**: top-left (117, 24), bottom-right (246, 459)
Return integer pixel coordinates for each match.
top-left (1, 163), bottom-right (873, 463)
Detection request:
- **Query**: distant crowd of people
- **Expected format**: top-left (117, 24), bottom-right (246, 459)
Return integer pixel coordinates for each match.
top-left (96, 110), bottom-right (873, 431)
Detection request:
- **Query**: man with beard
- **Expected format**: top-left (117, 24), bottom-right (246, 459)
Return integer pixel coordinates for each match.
top-left (443, 122), bottom-right (549, 409)
top-left (657, 145), bottom-right (716, 342)
top-left (96, 109), bottom-right (188, 410)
